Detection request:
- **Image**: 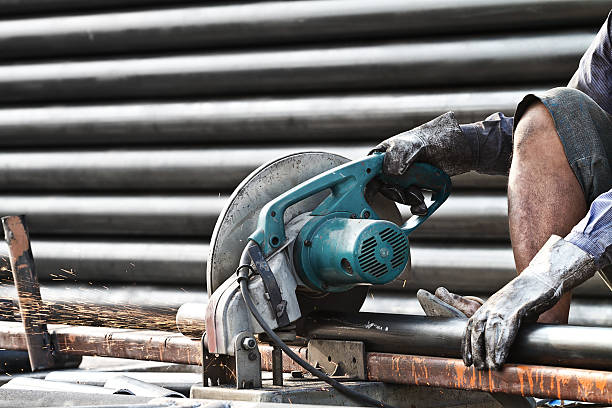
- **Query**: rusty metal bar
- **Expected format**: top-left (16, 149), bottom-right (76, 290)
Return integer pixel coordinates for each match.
top-left (366, 353), bottom-right (612, 404)
top-left (1, 320), bottom-right (610, 402)
top-left (0, 321), bottom-right (306, 372)
top-left (2, 215), bottom-right (55, 371)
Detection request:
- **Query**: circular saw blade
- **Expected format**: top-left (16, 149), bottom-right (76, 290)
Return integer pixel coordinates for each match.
top-left (207, 151), bottom-right (402, 312)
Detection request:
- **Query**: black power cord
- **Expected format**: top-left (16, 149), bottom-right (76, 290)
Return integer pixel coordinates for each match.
top-left (236, 252), bottom-right (396, 408)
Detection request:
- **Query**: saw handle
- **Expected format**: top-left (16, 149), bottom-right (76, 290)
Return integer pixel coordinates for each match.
top-left (249, 153), bottom-right (451, 255)
top-left (378, 161), bottom-right (452, 235)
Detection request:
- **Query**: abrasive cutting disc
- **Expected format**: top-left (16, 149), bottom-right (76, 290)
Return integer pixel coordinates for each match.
top-left (207, 152), bottom-right (402, 312)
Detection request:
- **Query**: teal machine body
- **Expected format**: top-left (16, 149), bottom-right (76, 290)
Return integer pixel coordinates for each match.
top-left (249, 153), bottom-right (451, 293)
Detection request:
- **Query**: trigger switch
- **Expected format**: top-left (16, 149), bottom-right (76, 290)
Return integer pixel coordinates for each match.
top-left (379, 184), bottom-right (428, 216)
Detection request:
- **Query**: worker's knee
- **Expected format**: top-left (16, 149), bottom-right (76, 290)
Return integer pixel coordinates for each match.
top-left (513, 100), bottom-right (559, 156)
top-left (512, 86), bottom-right (612, 204)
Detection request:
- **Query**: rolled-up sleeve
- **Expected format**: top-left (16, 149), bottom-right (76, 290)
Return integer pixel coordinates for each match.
top-left (566, 189), bottom-right (612, 267)
top-left (459, 112), bottom-right (514, 176)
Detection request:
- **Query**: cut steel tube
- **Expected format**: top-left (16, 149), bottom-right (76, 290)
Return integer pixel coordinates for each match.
top-left (0, 33), bottom-right (590, 103)
top-left (0, 0), bottom-right (606, 59)
top-left (303, 312), bottom-right (612, 370)
top-left (366, 353), bottom-right (612, 404)
top-left (0, 89), bottom-right (531, 147)
top-left (175, 302), bottom-right (206, 338)
top-left (1, 215), bottom-right (55, 370)
top-left (0, 349), bottom-right (31, 373)
top-left (170, 295), bottom-right (612, 341)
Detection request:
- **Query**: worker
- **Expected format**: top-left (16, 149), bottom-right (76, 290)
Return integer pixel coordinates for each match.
top-left (375, 12), bottom-right (611, 370)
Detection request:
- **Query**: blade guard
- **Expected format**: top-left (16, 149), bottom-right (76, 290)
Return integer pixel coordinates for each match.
top-left (249, 153), bottom-right (451, 255)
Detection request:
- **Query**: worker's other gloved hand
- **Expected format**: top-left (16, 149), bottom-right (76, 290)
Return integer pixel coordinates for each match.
top-left (417, 287), bottom-right (483, 318)
top-left (372, 112), bottom-right (472, 177)
top-left (462, 236), bottom-right (598, 370)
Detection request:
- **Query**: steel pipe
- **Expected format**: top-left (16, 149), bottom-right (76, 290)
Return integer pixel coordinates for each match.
top-left (404, 193), bottom-right (508, 240)
top-left (0, 283), bottom-right (206, 311)
top-left (0, 195), bottom-right (224, 237)
top-left (0, 89), bottom-right (530, 146)
top-left (0, 193), bottom-right (506, 238)
top-left (0, 0), bottom-right (185, 16)
top-left (407, 244), bottom-right (611, 297)
top-left (0, 298), bottom-right (178, 332)
top-left (0, 239), bottom-right (209, 285)
top-left (304, 312), bottom-right (612, 370)
top-left (0, 0), bottom-right (606, 59)
top-left (0, 147), bottom-right (507, 191)
top-left (361, 291), bottom-right (612, 327)
top-left (0, 239), bottom-right (607, 296)
top-left (0, 350), bottom-right (31, 373)
top-left (175, 302), bottom-right (206, 338)
top-left (0, 283), bottom-right (207, 330)
top-left (367, 353), bottom-right (612, 404)
top-left (0, 33), bottom-right (590, 102)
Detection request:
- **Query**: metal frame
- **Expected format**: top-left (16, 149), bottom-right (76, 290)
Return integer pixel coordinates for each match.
top-left (1, 215), bottom-right (80, 371)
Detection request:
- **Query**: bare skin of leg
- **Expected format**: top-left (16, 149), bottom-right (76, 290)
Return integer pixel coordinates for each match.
top-left (508, 102), bottom-right (587, 324)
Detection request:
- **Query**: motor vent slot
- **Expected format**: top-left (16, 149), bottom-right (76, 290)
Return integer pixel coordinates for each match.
top-left (357, 227), bottom-right (408, 279)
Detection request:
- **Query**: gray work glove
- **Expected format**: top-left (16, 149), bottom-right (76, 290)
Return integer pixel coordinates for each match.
top-left (462, 235), bottom-right (597, 369)
top-left (417, 287), bottom-right (483, 318)
top-left (373, 112), bottom-right (472, 177)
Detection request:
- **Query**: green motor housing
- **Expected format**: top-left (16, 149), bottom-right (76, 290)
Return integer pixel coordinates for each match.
top-left (295, 216), bottom-right (410, 292)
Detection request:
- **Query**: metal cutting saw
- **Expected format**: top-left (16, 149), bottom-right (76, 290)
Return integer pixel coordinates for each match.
top-left (203, 151), bottom-right (451, 404)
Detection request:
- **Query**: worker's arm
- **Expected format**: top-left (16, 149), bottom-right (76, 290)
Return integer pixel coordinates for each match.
top-left (567, 11), bottom-right (612, 115)
top-left (376, 12), bottom-right (610, 179)
top-left (463, 190), bottom-right (612, 369)
top-left (373, 111), bottom-right (513, 177)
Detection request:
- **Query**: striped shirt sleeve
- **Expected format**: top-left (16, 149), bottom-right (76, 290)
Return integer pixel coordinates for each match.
top-left (567, 11), bottom-right (612, 114)
top-left (566, 189), bottom-right (612, 267)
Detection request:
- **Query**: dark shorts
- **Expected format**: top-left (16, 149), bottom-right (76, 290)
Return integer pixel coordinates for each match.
top-left (515, 87), bottom-right (612, 205)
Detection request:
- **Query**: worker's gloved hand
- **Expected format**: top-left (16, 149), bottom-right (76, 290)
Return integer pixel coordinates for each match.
top-left (372, 112), bottom-right (472, 177)
top-left (462, 236), bottom-right (598, 369)
top-left (417, 287), bottom-right (483, 318)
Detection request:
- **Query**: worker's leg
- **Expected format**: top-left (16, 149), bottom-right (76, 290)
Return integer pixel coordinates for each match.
top-left (425, 88), bottom-right (612, 321)
top-left (509, 87), bottom-right (612, 323)
top-left (508, 103), bottom-right (585, 323)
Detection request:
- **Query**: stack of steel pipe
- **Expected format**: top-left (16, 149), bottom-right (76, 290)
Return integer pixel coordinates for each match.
top-left (0, 0), bottom-right (609, 330)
